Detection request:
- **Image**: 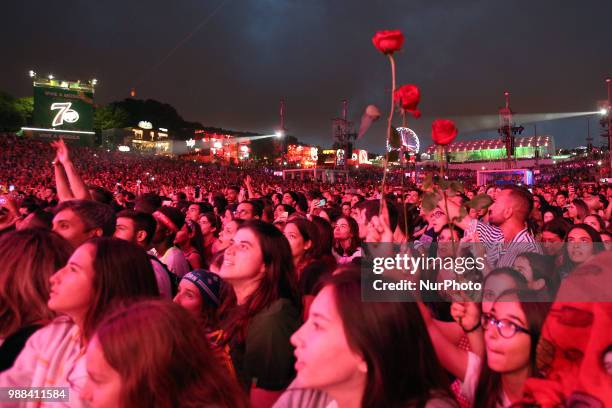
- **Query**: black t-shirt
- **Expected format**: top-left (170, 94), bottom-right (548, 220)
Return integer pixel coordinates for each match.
top-left (0, 324), bottom-right (43, 372)
top-left (230, 298), bottom-right (301, 391)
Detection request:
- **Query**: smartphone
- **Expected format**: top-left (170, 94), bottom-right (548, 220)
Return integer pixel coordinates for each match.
top-left (9, 185), bottom-right (14, 192)
top-left (316, 199), bottom-right (326, 207)
top-left (162, 200), bottom-right (172, 206)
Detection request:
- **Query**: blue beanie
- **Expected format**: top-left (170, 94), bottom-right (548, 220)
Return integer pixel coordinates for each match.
top-left (181, 269), bottom-right (222, 307)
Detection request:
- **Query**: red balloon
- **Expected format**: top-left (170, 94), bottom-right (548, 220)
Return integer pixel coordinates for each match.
top-left (372, 30), bottom-right (404, 55)
top-left (431, 119), bottom-right (458, 146)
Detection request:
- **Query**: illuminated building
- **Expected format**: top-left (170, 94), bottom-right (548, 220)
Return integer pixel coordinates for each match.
top-left (349, 149), bottom-right (371, 165)
top-left (188, 131), bottom-right (251, 163)
top-left (286, 144), bottom-right (319, 167)
top-left (129, 125), bottom-right (172, 155)
top-left (426, 135), bottom-right (555, 162)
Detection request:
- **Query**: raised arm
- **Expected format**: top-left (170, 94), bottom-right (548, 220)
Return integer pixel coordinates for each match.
top-left (418, 301), bottom-right (469, 381)
top-left (53, 161), bottom-right (74, 201)
top-left (52, 139), bottom-right (91, 201)
top-left (245, 175), bottom-right (255, 200)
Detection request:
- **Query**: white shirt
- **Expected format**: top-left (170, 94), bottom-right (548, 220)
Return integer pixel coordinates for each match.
top-left (461, 351), bottom-right (511, 407)
top-left (0, 317), bottom-right (88, 408)
top-left (160, 246), bottom-right (191, 278)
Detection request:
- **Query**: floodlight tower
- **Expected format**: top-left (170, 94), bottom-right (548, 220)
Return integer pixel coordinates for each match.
top-left (331, 100), bottom-right (356, 170)
top-left (278, 99), bottom-right (287, 166)
top-left (586, 118), bottom-right (594, 154)
top-left (497, 91), bottom-right (524, 169)
top-left (605, 78), bottom-right (612, 173)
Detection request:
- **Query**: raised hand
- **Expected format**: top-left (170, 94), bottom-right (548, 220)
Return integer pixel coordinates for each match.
top-left (51, 139), bottom-right (70, 165)
top-left (450, 300), bottom-right (480, 332)
top-left (366, 200), bottom-right (394, 243)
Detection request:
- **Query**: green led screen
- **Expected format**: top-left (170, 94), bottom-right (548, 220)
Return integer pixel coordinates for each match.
top-left (33, 84), bottom-right (94, 131)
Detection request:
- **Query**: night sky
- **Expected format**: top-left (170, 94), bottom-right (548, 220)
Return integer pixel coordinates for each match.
top-left (2, 0), bottom-right (611, 153)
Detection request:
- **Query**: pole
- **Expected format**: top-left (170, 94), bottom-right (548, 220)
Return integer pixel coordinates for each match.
top-left (534, 124), bottom-right (539, 167)
top-left (280, 99), bottom-right (286, 168)
top-left (342, 100), bottom-right (349, 172)
top-left (607, 78), bottom-right (612, 175)
top-left (280, 99), bottom-right (285, 131)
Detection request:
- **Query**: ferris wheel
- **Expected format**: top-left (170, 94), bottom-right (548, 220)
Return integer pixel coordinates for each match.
top-left (387, 127), bottom-right (420, 154)
top-left (397, 127), bottom-right (420, 153)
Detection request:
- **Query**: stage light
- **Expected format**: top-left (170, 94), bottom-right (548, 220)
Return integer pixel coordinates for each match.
top-left (91, 78), bottom-right (98, 85)
top-left (600, 108), bottom-right (609, 116)
top-left (48, 74), bottom-right (54, 80)
top-left (598, 161), bottom-right (602, 166)
top-left (275, 131), bottom-right (284, 138)
top-left (29, 70), bottom-right (36, 78)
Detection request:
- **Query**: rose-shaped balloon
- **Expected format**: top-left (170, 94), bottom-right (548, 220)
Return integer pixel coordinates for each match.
top-left (357, 105), bottom-right (382, 140)
top-left (394, 84), bottom-right (421, 118)
top-left (372, 30), bottom-right (404, 55)
top-left (431, 119), bottom-right (458, 145)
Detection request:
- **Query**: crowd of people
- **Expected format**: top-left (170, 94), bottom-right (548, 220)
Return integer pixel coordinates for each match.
top-left (0, 134), bottom-right (611, 407)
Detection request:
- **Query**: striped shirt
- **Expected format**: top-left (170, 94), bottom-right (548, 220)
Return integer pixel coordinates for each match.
top-left (497, 228), bottom-right (542, 268)
top-left (469, 220), bottom-right (541, 269)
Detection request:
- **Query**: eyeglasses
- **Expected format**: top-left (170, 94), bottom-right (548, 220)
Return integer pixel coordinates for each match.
top-left (481, 313), bottom-right (531, 338)
top-left (431, 210), bottom-right (446, 219)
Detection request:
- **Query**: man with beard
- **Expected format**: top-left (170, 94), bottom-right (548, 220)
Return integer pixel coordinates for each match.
top-left (441, 185), bottom-right (541, 271)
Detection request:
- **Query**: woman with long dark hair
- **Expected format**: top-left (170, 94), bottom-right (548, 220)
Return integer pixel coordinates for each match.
top-left (0, 237), bottom-right (159, 403)
top-left (560, 223), bottom-right (603, 278)
top-left (426, 275), bottom-right (549, 407)
top-left (174, 219), bottom-right (205, 269)
top-left (567, 199), bottom-right (589, 224)
top-left (583, 213), bottom-right (606, 233)
top-left (199, 212), bottom-right (221, 266)
top-left (470, 290), bottom-right (550, 408)
top-left (218, 220), bottom-right (301, 407)
top-left (81, 300), bottom-right (247, 408)
top-left (332, 216), bottom-right (362, 264)
top-left (284, 218), bottom-right (317, 279)
top-left (0, 229), bottom-right (72, 372)
top-left (541, 218), bottom-right (572, 269)
top-left (285, 217), bottom-right (337, 319)
top-left (278, 266), bottom-right (456, 408)
top-left (512, 252), bottom-right (559, 299)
